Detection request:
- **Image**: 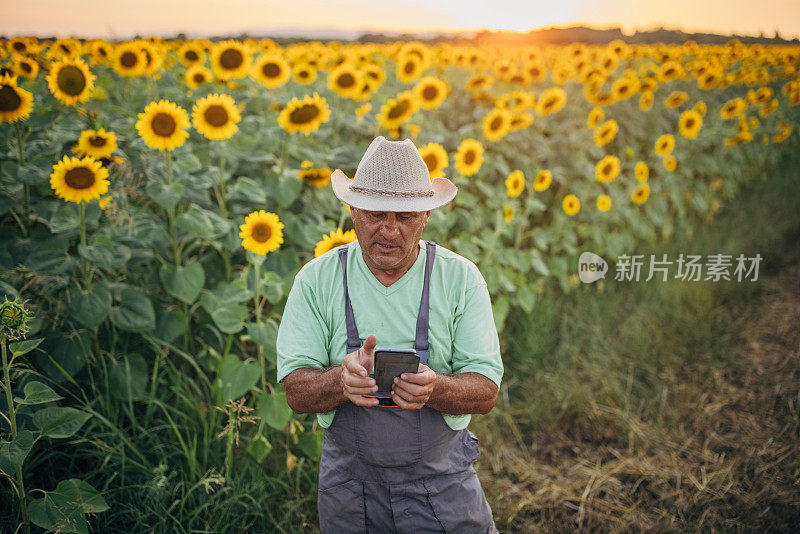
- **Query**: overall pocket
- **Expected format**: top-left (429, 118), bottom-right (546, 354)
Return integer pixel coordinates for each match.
top-left (318, 478), bottom-right (366, 534)
top-left (354, 406), bottom-right (423, 467)
top-left (423, 468), bottom-right (494, 533)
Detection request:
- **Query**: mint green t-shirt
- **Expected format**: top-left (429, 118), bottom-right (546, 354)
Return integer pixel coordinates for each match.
top-left (276, 239), bottom-right (503, 430)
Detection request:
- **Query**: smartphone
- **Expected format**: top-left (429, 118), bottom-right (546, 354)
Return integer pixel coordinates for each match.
top-left (363, 349), bottom-right (420, 407)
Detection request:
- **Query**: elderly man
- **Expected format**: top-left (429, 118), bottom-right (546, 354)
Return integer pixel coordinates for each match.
top-left (277, 136), bottom-right (503, 533)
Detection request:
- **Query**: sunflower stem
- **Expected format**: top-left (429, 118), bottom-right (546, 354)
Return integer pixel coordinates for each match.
top-left (14, 122), bottom-right (30, 236)
top-left (79, 202), bottom-right (87, 248)
top-left (337, 204), bottom-right (348, 230)
top-left (216, 156), bottom-right (232, 281)
top-left (253, 261), bottom-right (266, 390)
top-left (165, 151), bottom-right (181, 266)
top-left (1, 334), bottom-right (29, 533)
top-left (278, 131), bottom-right (290, 179)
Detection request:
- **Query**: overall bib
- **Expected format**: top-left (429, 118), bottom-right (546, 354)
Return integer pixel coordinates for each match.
top-left (317, 242), bottom-right (496, 534)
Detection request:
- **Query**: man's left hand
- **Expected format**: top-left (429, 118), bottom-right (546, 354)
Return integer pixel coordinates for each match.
top-left (391, 364), bottom-right (437, 410)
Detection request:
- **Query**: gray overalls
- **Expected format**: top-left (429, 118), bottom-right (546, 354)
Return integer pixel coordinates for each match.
top-left (317, 242), bottom-right (496, 533)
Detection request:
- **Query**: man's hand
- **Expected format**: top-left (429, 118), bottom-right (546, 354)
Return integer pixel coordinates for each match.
top-left (391, 363), bottom-right (437, 410)
top-left (340, 334), bottom-right (379, 407)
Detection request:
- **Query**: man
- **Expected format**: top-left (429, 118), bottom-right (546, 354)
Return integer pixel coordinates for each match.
top-left (277, 136), bottom-right (504, 533)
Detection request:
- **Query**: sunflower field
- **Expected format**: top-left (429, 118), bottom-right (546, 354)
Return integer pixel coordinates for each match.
top-left (0, 35), bottom-right (799, 532)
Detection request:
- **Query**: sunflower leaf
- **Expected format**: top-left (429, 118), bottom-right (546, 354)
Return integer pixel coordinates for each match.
top-left (159, 261), bottom-right (205, 304)
top-left (145, 181), bottom-right (184, 211)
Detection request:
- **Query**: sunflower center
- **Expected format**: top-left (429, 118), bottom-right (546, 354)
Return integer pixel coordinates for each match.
top-left (403, 61), bottom-right (415, 74)
top-left (21, 62), bottom-right (32, 73)
top-left (151, 113), bottom-right (177, 137)
top-left (489, 117), bottom-right (503, 131)
top-left (387, 100), bottom-right (410, 120)
top-left (185, 50), bottom-right (198, 61)
top-left (251, 223), bottom-right (271, 242)
top-left (297, 70), bottom-right (309, 79)
top-left (204, 104), bottom-right (229, 127)
top-left (64, 166), bottom-right (96, 190)
top-left (464, 150), bottom-right (475, 165)
top-left (336, 73), bottom-right (355, 88)
top-left (12, 41), bottom-right (26, 52)
top-left (220, 48), bottom-right (243, 70)
top-left (685, 118), bottom-right (695, 128)
top-left (422, 86), bottom-right (438, 101)
top-left (57, 65), bottom-right (87, 96)
top-left (120, 51), bottom-right (138, 68)
top-left (0, 85), bottom-right (22, 112)
top-left (602, 163), bottom-right (612, 175)
top-left (423, 154), bottom-right (437, 172)
top-left (289, 104), bottom-right (320, 124)
top-left (193, 73), bottom-right (206, 83)
top-left (262, 62), bottom-right (280, 77)
top-left (89, 136), bottom-right (107, 147)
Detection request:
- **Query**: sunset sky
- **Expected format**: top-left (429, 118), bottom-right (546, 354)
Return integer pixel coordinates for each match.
top-left (3, 0), bottom-right (800, 40)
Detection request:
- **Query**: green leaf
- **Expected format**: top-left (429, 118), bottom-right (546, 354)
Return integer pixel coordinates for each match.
top-left (0, 430), bottom-right (34, 476)
top-left (29, 478), bottom-right (109, 534)
top-left (49, 204), bottom-right (81, 233)
top-left (515, 284), bottom-right (536, 314)
top-left (298, 428), bottom-right (323, 460)
top-left (108, 353), bottom-right (149, 402)
top-left (175, 151), bottom-right (202, 172)
top-left (209, 303), bottom-right (248, 334)
top-left (154, 309), bottom-right (186, 344)
top-left (246, 433), bottom-right (273, 462)
top-left (109, 286), bottom-right (155, 333)
top-left (256, 392), bottom-right (292, 431)
top-left (67, 283), bottom-right (112, 330)
top-left (10, 337), bottom-right (43, 357)
top-left (160, 261), bottom-right (205, 304)
top-left (492, 295), bottom-right (510, 333)
top-left (146, 181), bottom-right (184, 211)
top-left (229, 177), bottom-right (267, 204)
top-left (247, 321), bottom-right (278, 364)
top-left (178, 203), bottom-right (232, 239)
top-left (216, 353), bottom-right (260, 403)
top-left (275, 174), bottom-right (303, 207)
top-left (15, 381), bottom-right (62, 405)
top-left (78, 242), bottom-right (114, 271)
top-left (33, 406), bottom-right (92, 439)
top-left (200, 280), bottom-right (253, 334)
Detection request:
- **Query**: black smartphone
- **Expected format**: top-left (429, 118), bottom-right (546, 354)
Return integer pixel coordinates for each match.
top-left (363, 349), bottom-right (420, 407)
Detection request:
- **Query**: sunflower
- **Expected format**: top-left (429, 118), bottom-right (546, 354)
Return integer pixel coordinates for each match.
top-left (594, 119), bottom-right (619, 146)
top-left (278, 92), bottom-right (331, 135)
top-left (596, 194), bottom-right (611, 212)
top-left (663, 155), bottom-right (677, 171)
top-left (185, 65), bottom-right (212, 89)
top-left (533, 169), bottom-right (552, 191)
top-left (454, 138), bottom-right (483, 177)
top-left (536, 87), bottom-right (567, 116)
top-left (251, 54), bottom-right (291, 88)
top-left (50, 155), bottom-right (109, 204)
top-left (355, 102), bottom-right (371, 123)
top-left (137, 41), bottom-right (163, 76)
top-left (678, 109), bottom-right (702, 139)
top-left (13, 56), bottom-right (39, 80)
top-left (325, 63), bottom-right (360, 99)
top-left (658, 60), bottom-right (685, 83)
top-left (635, 161), bottom-right (649, 182)
top-left (720, 97), bottom-right (746, 120)
top-left (503, 205), bottom-right (514, 222)
top-left (509, 112), bottom-right (534, 132)
top-left (413, 76), bottom-right (449, 110)
top-left (664, 91), bottom-right (688, 109)
top-left (46, 58), bottom-right (96, 106)
top-left (376, 90), bottom-right (418, 131)
top-left (505, 170), bottom-right (525, 198)
top-left (314, 228), bottom-right (356, 257)
top-left (631, 183), bottom-right (650, 205)
top-left (654, 134), bottom-right (675, 156)
top-left (419, 143), bottom-right (448, 179)
top-left (192, 93), bottom-right (241, 140)
top-left (482, 107), bottom-right (512, 141)
top-left (298, 167), bottom-right (332, 187)
top-left (759, 98), bottom-right (778, 117)
top-left (562, 194), bottom-right (580, 216)
top-left (178, 41), bottom-right (205, 68)
top-left (639, 91), bottom-right (654, 111)
top-left (362, 63), bottom-right (386, 88)
top-left (135, 100), bottom-right (190, 151)
top-left (587, 107), bottom-right (604, 130)
top-left (595, 155), bottom-right (620, 183)
top-left (396, 52), bottom-right (425, 83)
top-left (239, 210), bottom-right (284, 256)
top-left (112, 42), bottom-right (146, 77)
top-left (611, 77), bottom-right (637, 101)
top-left (210, 40), bottom-right (251, 81)
top-left (0, 74), bottom-right (34, 123)
top-left (72, 128), bottom-right (117, 159)
top-left (465, 74), bottom-right (493, 93)
top-left (694, 101), bottom-right (707, 116)
top-left (287, 63), bottom-right (313, 85)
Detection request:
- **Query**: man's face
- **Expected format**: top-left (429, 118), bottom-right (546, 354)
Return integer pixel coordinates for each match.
top-left (350, 207), bottom-right (431, 272)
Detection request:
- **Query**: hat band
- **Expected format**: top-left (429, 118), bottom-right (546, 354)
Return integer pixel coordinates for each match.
top-left (350, 185), bottom-right (434, 198)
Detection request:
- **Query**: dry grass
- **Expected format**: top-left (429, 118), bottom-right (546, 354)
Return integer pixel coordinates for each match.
top-left (475, 266), bottom-right (800, 532)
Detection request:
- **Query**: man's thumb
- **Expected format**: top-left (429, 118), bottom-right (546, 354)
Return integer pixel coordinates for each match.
top-left (360, 334), bottom-right (377, 371)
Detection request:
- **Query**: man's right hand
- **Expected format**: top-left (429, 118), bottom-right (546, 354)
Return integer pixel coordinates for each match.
top-left (340, 334), bottom-right (379, 407)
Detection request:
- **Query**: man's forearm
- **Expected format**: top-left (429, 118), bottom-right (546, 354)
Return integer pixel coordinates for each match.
top-left (425, 372), bottom-right (498, 415)
top-left (283, 366), bottom-right (346, 414)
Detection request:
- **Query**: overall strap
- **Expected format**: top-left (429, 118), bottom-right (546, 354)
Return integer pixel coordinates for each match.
top-left (414, 241), bottom-right (436, 365)
top-left (338, 245), bottom-right (362, 352)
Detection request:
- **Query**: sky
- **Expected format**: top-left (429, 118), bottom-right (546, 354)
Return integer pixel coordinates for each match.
top-left (2, 0), bottom-right (800, 40)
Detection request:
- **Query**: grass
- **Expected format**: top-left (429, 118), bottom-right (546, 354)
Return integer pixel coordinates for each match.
top-left (472, 146), bottom-right (800, 531)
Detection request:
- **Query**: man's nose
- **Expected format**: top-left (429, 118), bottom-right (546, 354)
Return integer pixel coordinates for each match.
top-left (380, 214), bottom-right (400, 238)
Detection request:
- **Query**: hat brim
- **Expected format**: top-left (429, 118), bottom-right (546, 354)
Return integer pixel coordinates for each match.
top-left (331, 169), bottom-right (457, 212)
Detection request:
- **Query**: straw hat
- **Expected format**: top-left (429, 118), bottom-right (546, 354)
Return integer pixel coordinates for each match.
top-left (331, 136), bottom-right (457, 211)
